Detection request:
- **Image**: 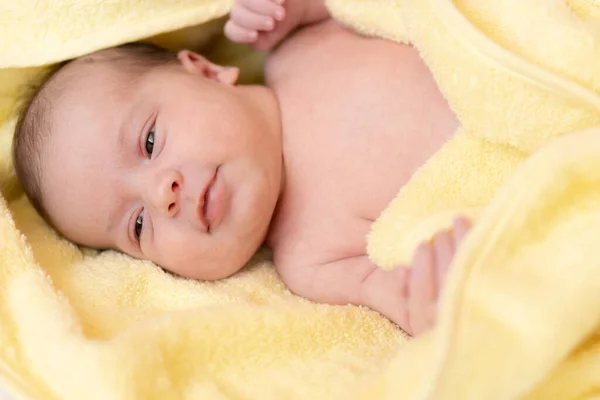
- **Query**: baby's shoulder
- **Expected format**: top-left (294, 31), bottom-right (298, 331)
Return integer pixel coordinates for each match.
top-left (264, 19), bottom-right (347, 87)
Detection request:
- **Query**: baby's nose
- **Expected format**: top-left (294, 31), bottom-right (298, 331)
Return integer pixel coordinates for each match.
top-left (151, 169), bottom-right (182, 217)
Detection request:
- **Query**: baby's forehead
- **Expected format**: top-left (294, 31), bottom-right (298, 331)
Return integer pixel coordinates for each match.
top-left (46, 45), bottom-right (178, 140)
top-left (44, 61), bottom-right (138, 155)
top-left (49, 52), bottom-right (141, 113)
top-left (42, 58), bottom-right (134, 200)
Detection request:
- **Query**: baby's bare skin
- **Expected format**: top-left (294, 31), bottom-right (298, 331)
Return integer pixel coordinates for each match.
top-left (39, 0), bottom-right (466, 337)
top-left (228, 1), bottom-right (463, 334)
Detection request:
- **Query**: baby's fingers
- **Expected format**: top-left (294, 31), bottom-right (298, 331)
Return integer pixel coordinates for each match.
top-left (452, 217), bottom-right (472, 247)
top-left (225, 20), bottom-right (258, 43)
top-left (230, 6), bottom-right (277, 32)
top-left (407, 243), bottom-right (436, 335)
top-left (241, 0), bottom-right (286, 21)
top-left (432, 230), bottom-right (454, 290)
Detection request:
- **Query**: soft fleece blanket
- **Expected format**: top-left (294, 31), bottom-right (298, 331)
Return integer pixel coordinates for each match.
top-left (1, 0), bottom-right (600, 399)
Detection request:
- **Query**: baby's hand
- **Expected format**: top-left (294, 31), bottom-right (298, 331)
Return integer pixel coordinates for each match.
top-left (225, 0), bottom-right (307, 51)
top-left (403, 217), bottom-right (471, 336)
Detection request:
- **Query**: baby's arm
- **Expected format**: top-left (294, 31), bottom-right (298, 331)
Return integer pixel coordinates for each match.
top-left (225, 0), bottom-right (329, 51)
top-left (279, 218), bottom-right (471, 336)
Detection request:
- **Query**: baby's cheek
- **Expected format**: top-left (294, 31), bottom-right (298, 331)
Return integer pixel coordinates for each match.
top-left (153, 227), bottom-right (237, 281)
top-left (151, 227), bottom-right (198, 276)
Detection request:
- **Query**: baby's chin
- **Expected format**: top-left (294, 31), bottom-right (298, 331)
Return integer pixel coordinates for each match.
top-left (165, 256), bottom-right (250, 281)
top-left (160, 238), bottom-right (263, 281)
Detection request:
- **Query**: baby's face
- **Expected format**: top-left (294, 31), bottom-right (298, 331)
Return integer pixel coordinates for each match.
top-left (42, 51), bottom-right (283, 280)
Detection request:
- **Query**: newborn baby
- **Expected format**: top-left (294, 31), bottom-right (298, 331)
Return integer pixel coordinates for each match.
top-left (13, 0), bottom-right (468, 335)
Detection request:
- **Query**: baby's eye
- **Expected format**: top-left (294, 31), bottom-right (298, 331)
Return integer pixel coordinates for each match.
top-left (145, 126), bottom-right (155, 156)
top-left (135, 210), bottom-right (144, 239)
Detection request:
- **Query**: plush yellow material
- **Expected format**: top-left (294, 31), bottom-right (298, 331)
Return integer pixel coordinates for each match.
top-left (352, 0), bottom-right (600, 267)
top-left (333, 0), bottom-right (600, 398)
top-left (2, 0), bottom-right (600, 399)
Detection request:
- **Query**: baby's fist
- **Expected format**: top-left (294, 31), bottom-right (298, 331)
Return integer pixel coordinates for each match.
top-left (405, 217), bottom-right (471, 336)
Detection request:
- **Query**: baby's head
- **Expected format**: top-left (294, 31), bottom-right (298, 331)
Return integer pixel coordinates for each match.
top-left (13, 43), bottom-right (283, 280)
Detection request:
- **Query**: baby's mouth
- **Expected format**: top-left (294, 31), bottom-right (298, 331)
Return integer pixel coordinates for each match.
top-left (197, 168), bottom-right (218, 232)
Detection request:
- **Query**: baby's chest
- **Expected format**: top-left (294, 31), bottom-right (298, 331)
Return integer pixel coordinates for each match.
top-left (267, 20), bottom-right (459, 260)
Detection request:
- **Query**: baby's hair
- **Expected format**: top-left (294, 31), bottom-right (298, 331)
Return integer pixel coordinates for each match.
top-left (12, 42), bottom-right (178, 225)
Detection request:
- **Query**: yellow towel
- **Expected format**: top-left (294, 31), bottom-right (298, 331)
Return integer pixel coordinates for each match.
top-left (2, 0), bottom-right (600, 400)
top-left (348, 0), bottom-right (600, 268)
top-left (329, 0), bottom-right (600, 398)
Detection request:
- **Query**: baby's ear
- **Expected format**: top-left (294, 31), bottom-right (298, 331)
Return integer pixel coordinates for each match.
top-left (177, 50), bottom-right (239, 85)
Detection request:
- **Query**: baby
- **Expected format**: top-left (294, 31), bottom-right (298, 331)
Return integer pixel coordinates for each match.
top-left (12, 0), bottom-right (470, 336)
